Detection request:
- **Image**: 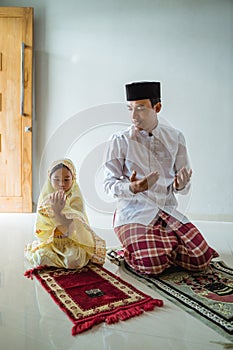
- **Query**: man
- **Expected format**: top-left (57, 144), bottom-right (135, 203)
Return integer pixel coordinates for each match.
top-left (103, 81), bottom-right (218, 275)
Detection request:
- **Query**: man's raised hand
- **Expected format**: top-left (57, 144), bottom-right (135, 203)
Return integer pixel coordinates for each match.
top-left (129, 170), bottom-right (159, 194)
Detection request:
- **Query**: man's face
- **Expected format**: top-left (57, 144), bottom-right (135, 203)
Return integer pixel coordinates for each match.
top-left (127, 99), bottom-right (157, 132)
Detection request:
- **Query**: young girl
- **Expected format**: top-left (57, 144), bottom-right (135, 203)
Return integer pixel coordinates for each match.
top-left (25, 159), bottom-right (106, 269)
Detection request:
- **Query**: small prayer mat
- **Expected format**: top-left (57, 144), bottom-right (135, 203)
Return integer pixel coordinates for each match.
top-left (121, 260), bottom-right (233, 342)
top-left (24, 263), bottom-right (163, 335)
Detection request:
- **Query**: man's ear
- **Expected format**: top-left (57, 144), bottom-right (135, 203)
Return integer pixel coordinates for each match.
top-left (154, 102), bottom-right (162, 113)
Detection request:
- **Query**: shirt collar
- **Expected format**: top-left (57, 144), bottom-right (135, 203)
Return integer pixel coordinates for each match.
top-left (151, 122), bottom-right (160, 137)
top-left (138, 122), bottom-right (160, 137)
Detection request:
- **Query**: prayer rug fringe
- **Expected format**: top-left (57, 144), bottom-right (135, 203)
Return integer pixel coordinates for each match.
top-left (72, 300), bottom-right (161, 335)
top-left (24, 266), bottom-right (47, 279)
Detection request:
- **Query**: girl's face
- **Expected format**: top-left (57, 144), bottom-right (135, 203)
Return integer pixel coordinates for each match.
top-left (50, 167), bottom-right (73, 192)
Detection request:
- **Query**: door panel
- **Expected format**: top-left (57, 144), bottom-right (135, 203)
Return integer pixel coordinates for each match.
top-left (0, 7), bottom-right (33, 212)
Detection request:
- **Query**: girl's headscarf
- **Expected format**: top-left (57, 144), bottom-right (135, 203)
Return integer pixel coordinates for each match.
top-left (37, 159), bottom-right (85, 215)
top-left (48, 158), bottom-right (76, 180)
top-left (34, 158), bottom-right (106, 265)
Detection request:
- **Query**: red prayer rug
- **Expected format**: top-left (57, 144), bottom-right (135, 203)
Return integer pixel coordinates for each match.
top-left (121, 260), bottom-right (233, 342)
top-left (24, 263), bottom-right (163, 335)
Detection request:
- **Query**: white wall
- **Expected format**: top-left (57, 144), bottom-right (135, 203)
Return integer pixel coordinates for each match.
top-left (1, 0), bottom-right (233, 224)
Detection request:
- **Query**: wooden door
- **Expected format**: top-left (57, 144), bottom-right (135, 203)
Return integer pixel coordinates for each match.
top-left (0, 7), bottom-right (33, 212)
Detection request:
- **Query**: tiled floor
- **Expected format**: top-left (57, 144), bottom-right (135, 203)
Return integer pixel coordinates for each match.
top-left (0, 214), bottom-right (232, 350)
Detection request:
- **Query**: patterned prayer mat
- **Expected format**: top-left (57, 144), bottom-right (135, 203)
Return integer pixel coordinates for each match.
top-left (24, 263), bottom-right (163, 335)
top-left (121, 260), bottom-right (233, 342)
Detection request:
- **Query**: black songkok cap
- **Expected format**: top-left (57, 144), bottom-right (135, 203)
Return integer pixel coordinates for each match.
top-left (125, 81), bottom-right (161, 101)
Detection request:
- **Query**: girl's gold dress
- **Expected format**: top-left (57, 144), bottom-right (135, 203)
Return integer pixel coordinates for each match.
top-left (24, 159), bottom-right (106, 269)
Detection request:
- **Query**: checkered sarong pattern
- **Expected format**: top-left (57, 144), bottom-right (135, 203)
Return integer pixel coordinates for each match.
top-left (114, 211), bottom-right (218, 275)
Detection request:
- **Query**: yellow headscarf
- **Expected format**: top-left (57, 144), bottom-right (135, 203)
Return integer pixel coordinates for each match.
top-left (34, 158), bottom-right (106, 265)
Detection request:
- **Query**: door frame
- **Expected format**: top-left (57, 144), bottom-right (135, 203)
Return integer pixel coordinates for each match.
top-left (0, 7), bottom-right (33, 212)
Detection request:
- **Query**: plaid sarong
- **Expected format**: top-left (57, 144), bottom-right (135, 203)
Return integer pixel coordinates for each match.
top-left (114, 211), bottom-right (218, 275)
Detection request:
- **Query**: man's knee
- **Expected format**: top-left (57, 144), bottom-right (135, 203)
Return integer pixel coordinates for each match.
top-left (125, 250), bottom-right (170, 275)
